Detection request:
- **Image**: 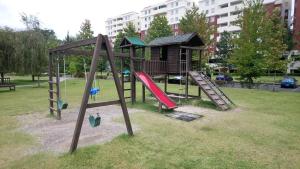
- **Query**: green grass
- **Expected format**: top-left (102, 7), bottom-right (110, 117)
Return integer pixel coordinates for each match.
top-left (211, 74), bottom-right (300, 83)
top-left (0, 77), bottom-right (300, 169)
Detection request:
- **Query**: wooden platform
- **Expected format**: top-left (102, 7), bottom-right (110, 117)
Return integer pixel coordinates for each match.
top-left (0, 78), bottom-right (16, 91)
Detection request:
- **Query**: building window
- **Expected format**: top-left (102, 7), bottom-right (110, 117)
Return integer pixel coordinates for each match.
top-left (171, 10), bottom-right (174, 15)
top-left (219, 13), bottom-right (228, 18)
top-left (176, 2), bottom-right (178, 6)
top-left (230, 0), bottom-right (242, 6)
top-left (206, 10), bottom-right (209, 14)
top-left (145, 18), bottom-right (147, 21)
top-left (211, 0), bottom-right (215, 5)
top-left (187, 2), bottom-right (190, 6)
top-left (230, 10), bottom-right (241, 16)
top-left (211, 8), bottom-right (215, 14)
top-left (175, 9), bottom-right (178, 14)
top-left (218, 22), bottom-right (228, 27)
top-left (175, 17), bottom-right (178, 21)
top-left (171, 2), bottom-right (174, 7)
top-left (171, 18), bottom-right (174, 22)
top-left (145, 24), bottom-right (147, 28)
top-left (220, 3), bottom-right (229, 8)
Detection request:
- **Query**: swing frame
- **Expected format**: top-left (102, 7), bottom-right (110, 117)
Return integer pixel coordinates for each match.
top-left (48, 34), bottom-right (133, 153)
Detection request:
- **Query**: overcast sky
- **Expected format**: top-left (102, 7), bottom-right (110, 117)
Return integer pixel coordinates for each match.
top-left (0, 0), bottom-right (174, 39)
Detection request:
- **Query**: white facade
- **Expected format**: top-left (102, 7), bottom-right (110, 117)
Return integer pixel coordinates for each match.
top-left (140, 0), bottom-right (194, 32)
top-left (105, 12), bottom-right (140, 43)
top-left (198, 0), bottom-right (293, 41)
top-left (104, 0), bottom-right (195, 42)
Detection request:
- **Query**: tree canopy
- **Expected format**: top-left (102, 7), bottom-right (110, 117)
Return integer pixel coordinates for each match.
top-left (179, 5), bottom-right (216, 47)
top-left (146, 15), bottom-right (173, 42)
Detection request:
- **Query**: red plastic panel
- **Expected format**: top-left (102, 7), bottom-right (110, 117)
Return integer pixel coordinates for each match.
top-left (135, 72), bottom-right (177, 109)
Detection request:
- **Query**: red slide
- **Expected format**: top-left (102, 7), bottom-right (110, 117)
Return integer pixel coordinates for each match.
top-left (135, 71), bottom-right (177, 109)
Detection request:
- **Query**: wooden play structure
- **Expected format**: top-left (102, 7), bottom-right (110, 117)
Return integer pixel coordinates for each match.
top-left (48, 34), bottom-right (133, 153)
top-left (0, 77), bottom-right (15, 91)
top-left (119, 33), bottom-right (234, 111)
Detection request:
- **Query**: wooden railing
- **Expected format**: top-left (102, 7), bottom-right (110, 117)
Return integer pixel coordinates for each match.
top-left (133, 59), bottom-right (201, 75)
top-left (134, 59), bottom-right (167, 75)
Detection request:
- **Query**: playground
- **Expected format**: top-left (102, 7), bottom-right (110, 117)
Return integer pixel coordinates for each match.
top-left (0, 34), bottom-right (299, 169)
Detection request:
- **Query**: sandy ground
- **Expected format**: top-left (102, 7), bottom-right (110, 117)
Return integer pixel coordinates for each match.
top-left (17, 105), bottom-right (141, 154)
top-left (17, 103), bottom-right (239, 154)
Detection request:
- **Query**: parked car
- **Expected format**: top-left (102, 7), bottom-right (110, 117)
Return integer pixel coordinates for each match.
top-left (215, 74), bottom-right (233, 82)
top-left (281, 77), bottom-right (297, 88)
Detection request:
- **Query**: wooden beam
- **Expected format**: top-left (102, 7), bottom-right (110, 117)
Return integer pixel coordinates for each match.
top-left (51, 49), bottom-right (129, 58)
top-left (180, 46), bottom-right (204, 50)
top-left (86, 100), bottom-right (120, 109)
top-left (70, 35), bottom-right (103, 153)
top-left (50, 37), bottom-right (97, 52)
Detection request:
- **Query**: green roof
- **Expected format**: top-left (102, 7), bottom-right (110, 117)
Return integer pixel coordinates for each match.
top-left (148, 32), bottom-right (204, 47)
top-left (120, 37), bottom-right (146, 48)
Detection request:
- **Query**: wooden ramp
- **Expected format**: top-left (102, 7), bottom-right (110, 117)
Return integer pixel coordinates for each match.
top-left (189, 71), bottom-right (234, 110)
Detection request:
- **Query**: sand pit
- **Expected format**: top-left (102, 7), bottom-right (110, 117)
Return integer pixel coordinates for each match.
top-left (17, 105), bottom-right (140, 154)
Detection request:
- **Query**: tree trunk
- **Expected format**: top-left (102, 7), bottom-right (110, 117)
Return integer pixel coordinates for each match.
top-left (1, 72), bottom-right (4, 84)
top-left (32, 75), bottom-right (35, 82)
top-left (37, 75), bottom-right (40, 87)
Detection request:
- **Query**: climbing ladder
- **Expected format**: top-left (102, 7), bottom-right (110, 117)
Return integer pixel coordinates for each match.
top-left (189, 71), bottom-right (234, 110)
top-left (48, 57), bottom-right (61, 119)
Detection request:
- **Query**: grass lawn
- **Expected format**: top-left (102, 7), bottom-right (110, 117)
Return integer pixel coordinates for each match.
top-left (0, 77), bottom-right (299, 169)
top-left (210, 74), bottom-right (300, 84)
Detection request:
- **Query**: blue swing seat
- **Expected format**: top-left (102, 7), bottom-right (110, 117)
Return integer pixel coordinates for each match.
top-left (90, 87), bottom-right (100, 96)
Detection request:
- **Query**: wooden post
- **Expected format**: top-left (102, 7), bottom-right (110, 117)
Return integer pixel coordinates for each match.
top-left (69, 35), bottom-right (133, 153)
top-left (198, 49), bottom-right (202, 98)
top-left (48, 53), bottom-right (54, 115)
top-left (70, 35), bottom-right (103, 153)
top-left (56, 57), bottom-right (61, 120)
top-left (130, 46), bottom-right (136, 104)
top-left (158, 102), bottom-right (162, 112)
top-left (185, 49), bottom-right (190, 99)
top-left (164, 74), bottom-right (167, 93)
top-left (142, 85), bottom-right (145, 103)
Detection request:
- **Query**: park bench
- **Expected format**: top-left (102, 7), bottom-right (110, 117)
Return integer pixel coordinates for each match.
top-left (0, 77), bottom-right (16, 91)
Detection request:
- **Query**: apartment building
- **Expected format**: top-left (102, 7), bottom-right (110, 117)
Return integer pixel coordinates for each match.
top-left (105, 0), bottom-right (195, 43)
top-left (198, 0), bottom-right (293, 42)
top-left (293, 0), bottom-right (300, 50)
top-left (105, 12), bottom-right (140, 44)
top-left (140, 0), bottom-right (194, 39)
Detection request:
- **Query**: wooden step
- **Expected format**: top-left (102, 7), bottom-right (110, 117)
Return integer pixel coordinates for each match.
top-left (49, 99), bottom-right (57, 102)
top-left (49, 107), bottom-right (57, 112)
top-left (48, 90), bottom-right (57, 94)
top-left (123, 88), bottom-right (131, 91)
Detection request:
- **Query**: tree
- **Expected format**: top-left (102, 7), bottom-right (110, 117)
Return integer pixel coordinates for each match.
top-left (230, 0), bottom-right (268, 84)
top-left (71, 19), bottom-right (95, 77)
top-left (114, 22), bottom-right (139, 52)
top-left (0, 28), bottom-right (16, 83)
top-left (20, 13), bottom-right (49, 86)
top-left (113, 22), bottom-right (140, 70)
top-left (216, 31), bottom-right (233, 67)
top-left (146, 15), bottom-right (173, 42)
top-left (263, 8), bottom-right (287, 90)
top-left (77, 19), bottom-right (94, 40)
top-left (179, 5), bottom-right (216, 47)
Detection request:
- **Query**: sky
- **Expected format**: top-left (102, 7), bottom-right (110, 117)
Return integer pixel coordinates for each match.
top-left (0, 0), bottom-right (170, 40)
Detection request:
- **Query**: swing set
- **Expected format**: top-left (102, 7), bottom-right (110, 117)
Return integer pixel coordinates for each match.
top-left (48, 34), bottom-right (133, 153)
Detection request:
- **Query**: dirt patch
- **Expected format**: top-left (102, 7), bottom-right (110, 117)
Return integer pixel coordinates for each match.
top-left (17, 105), bottom-right (141, 154)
